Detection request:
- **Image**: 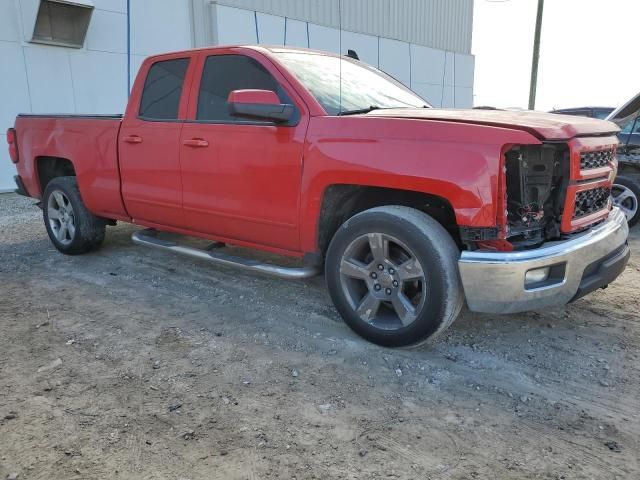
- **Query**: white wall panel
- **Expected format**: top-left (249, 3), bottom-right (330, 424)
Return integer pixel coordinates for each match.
top-left (129, 54), bottom-right (147, 88)
top-left (455, 87), bottom-right (473, 108)
top-left (454, 53), bottom-right (474, 88)
top-left (0, 0), bottom-right (21, 41)
top-left (92, 0), bottom-right (127, 13)
top-left (340, 31), bottom-right (378, 68)
top-left (85, 9), bottom-right (127, 53)
top-left (256, 12), bottom-right (285, 45)
top-left (410, 44), bottom-right (445, 86)
top-left (0, 134), bottom-right (17, 191)
top-left (70, 51), bottom-right (127, 114)
top-left (0, 42), bottom-right (31, 128)
top-left (215, 5), bottom-right (257, 45)
top-left (443, 51), bottom-right (455, 87)
top-left (130, 0), bottom-right (191, 56)
top-left (441, 84), bottom-right (455, 108)
top-left (18, 0), bottom-right (39, 42)
top-left (284, 18), bottom-right (308, 48)
top-left (307, 24), bottom-right (340, 54)
top-left (411, 82), bottom-right (442, 108)
top-left (23, 46), bottom-right (75, 113)
top-left (379, 37), bottom-right (410, 86)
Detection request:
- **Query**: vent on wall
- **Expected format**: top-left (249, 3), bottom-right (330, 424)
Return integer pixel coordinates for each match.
top-left (31, 0), bottom-right (94, 48)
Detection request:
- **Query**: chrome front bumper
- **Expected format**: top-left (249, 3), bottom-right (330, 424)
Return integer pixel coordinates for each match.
top-left (458, 208), bottom-right (630, 314)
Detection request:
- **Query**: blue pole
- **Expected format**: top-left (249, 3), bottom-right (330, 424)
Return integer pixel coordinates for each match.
top-left (126, 0), bottom-right (131, 97)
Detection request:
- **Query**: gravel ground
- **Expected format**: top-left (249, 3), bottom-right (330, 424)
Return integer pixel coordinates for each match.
top-left (0, 192), bottom-right (639, 480)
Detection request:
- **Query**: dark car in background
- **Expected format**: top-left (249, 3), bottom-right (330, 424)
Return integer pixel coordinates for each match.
top-left (550, 106), bottom-right (614, 120)
top-left (552, 102), bottom-right (639, 227)
top-left (607, 94), bottom-right (640, 227)
top-left (617, 115), bottom-right (640, 150)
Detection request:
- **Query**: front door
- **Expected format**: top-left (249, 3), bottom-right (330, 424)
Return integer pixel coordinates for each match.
top-left (179, 52), bottom-right (307, 251)
top-left (119, 55), bottom-right (193, 227)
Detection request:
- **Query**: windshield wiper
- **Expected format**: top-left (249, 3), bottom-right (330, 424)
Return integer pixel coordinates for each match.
top-left (337, 105), bottom-right (430, 116)
top-left (337, 106), bottom-right (381, 116)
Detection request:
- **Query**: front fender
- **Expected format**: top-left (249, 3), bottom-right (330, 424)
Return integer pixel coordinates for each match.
top-left (299, 116), bottom-right (542, 253)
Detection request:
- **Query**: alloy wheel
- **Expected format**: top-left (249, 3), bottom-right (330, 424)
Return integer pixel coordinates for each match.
top-left (47, 190), bottom-right (76, 245)
top-left (339, 233), bottom-right (426, 331)
top-left (612, 184), bottom-right (638, 223)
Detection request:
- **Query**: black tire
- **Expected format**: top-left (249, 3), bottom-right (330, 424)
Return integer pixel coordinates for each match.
top-left (42, 176), bottom-right (106, 255)
top-left (325, 206), bottom-right (464, 347)
top-left (612, 176), bottom-right (640, 228)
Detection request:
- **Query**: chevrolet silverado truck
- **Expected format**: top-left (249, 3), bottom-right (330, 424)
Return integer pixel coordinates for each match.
top-left (7, 46), bottom-right (631, 347)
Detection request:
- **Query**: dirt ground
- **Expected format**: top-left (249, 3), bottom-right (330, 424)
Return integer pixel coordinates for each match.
top-left (0, 192), bottom-right (638, 480)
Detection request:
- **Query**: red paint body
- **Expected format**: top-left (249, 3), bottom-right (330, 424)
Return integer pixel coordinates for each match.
top-left (10, 46), bottom-right (620, 258)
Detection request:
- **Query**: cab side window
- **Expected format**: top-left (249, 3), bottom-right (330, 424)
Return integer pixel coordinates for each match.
top-left (139, 58), bottom-right (190, 120)
top-left (196, 55), bottom-right (293, 123)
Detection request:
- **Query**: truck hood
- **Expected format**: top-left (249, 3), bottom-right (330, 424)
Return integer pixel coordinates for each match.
top-left (606, 91), bottom-right (640, 130)
top-left (365, 108), bottom-right (619, 141)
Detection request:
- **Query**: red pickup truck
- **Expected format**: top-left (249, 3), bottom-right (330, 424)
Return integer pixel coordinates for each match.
top-left (7, 46), bottom-right (630, 347)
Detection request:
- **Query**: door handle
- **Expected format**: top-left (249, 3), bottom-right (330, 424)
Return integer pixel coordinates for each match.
top-left (123, 135), bottom-right (143, 144)
top-left (183, 138), bottom-right (209, 148)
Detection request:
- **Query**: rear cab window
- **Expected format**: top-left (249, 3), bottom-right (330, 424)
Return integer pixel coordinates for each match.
top-left (139, 58), bottom-right (190, 120)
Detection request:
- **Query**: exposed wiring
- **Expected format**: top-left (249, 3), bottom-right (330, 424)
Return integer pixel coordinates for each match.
top-left (516, 202), bottom-right (544, 225)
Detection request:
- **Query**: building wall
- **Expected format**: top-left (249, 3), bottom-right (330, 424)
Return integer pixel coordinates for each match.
top-left (0, 0), bottom-right (474, 191)
top-left (0, 0), bottom-right (193, 191)
top-left (210, 0), bottom-right (474, 54)
top-left (206, 4), bottom-right (474, 110)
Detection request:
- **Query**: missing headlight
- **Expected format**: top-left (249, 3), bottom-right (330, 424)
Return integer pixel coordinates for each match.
top-left (505, 145), bottom-right (569, 249)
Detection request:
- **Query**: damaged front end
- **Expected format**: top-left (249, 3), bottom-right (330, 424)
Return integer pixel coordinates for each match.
top-left (503, 144), bottom-right (569, 249)
top-left (462, 138), bottom-right (618, 252)
top-left (458, 137), bottom-right (628, 313)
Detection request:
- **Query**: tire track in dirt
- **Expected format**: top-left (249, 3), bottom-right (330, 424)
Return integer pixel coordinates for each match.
top-left (354, 418), bottom-right (462, 477)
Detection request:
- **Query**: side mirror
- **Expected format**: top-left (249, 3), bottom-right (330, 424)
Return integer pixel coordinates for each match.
top-left (228, 89), bottom-right (295, 123)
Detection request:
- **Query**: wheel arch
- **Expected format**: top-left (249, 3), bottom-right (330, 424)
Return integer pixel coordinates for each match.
top-left (36, 156), bottom-right (76, 195)
top-left (316, 184), bottom-right (460, 256)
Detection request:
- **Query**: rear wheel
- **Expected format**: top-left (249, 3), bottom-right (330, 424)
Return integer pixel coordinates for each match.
top-left (43, 176), bottom-right (106, 255)
top-left (612, 177), bottom-right (639, 227)
top-left (325, 206), bottom-right (464, 347)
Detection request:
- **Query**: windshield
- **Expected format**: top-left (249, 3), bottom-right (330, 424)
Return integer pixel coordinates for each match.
top-left (275, 52), bottom-right (429, 115)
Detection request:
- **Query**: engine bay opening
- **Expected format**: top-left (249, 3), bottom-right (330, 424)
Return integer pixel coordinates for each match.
top-left (504, 144), bottom-right (569, 249)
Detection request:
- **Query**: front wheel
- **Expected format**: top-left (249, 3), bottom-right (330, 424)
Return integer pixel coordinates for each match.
top-left (43, 176), bottom-right (106, 255)
top-left (325, 206), bottom-right (464, 347)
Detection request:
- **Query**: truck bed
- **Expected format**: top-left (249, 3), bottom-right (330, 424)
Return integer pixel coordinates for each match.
top-left (14, 114), bottom-right (128, 220)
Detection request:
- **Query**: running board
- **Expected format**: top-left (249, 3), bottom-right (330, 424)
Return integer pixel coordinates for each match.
top-left (131, 229), bottom-right (320, 280)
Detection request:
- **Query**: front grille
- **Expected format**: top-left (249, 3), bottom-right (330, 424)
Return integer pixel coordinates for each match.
top-left (573, 187), bottom-right (610, 218)
top-left (580, 149), bottom-right (614, 170)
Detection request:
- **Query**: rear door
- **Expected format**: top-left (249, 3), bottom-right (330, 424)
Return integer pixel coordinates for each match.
top-left (119, 54), bottom-right (195, 227)
top-left (179, 50), bottom-right (308, 251)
